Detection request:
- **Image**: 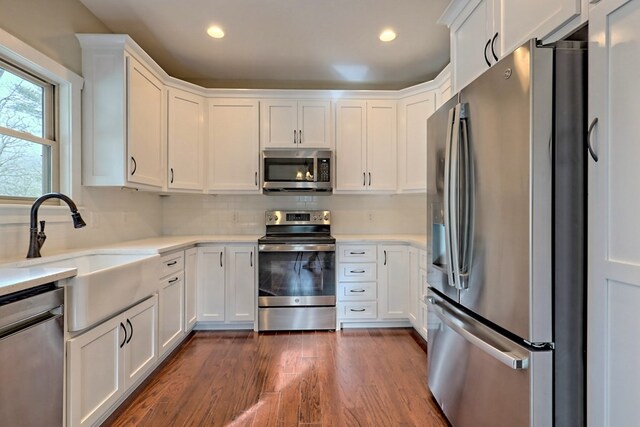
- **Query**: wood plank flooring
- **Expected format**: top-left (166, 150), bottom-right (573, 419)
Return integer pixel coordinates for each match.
top-left (105, 328), bottom-right (449, 427)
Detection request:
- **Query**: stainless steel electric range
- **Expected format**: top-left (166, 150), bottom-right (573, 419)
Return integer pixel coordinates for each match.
top-left (257, 210), bottom-right (336, 331)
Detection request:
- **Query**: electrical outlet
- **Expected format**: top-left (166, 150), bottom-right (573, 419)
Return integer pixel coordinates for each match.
top-left (368, 212), bottom-right (374, 222)
top-left (233, 211), bottom-right (239, 223)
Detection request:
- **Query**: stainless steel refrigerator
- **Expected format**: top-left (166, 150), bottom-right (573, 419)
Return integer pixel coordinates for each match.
top-left (426, 39), bottom-right (586, 426)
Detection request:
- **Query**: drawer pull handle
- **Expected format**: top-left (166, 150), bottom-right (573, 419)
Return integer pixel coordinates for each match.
top-left (350, 289), bottom-right (366, 293)
top-left (168, 277), bottom-right (179, 283)
top-left (350, 308), bottom-right (366, 312)
top-left (167, 261), bottom-right (178, 266)
top-left (350, 269), bottom-right (365, 274)
top-left (350, 251), bottom-right (365, 255)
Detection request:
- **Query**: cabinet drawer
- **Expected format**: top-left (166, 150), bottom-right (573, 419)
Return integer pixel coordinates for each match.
top-left (338, 245), bottom-right (377, 263)
top-left (338, 263), bottom-right (377, 282)
top-left (419, 250), bottom-right (427, 270)
top-left (338, 282), bottom-right (377, 301)
top-left (160, 251), bottom-right (184, 279)
top-left (340, 302), bottom-right (378, 320)
top-left (420, 268), bottom-right (428, 298)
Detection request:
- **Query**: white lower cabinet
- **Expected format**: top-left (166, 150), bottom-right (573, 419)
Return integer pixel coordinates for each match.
top-left (337, 243), bottom-right (410, 326)
top-left (408, 247), bottom-right (420, 327)
top-left (158, 251), bottom-right (186, 357)
top-left (158, 272), bottom-right (184, 356)
top-left (184, 247), bottom-right (198, 331)
top-left (67, 295), bottom-right (158, 427)
top-left (197, 244), bottom-right (256, 326)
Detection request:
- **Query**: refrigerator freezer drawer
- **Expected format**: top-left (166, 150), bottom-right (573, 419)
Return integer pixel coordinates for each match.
top-left (427, 291), bottom-right (551, 426)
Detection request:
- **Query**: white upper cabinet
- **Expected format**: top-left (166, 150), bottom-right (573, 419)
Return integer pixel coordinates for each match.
top-left (261, 100), bottom-right (331, 149)
top-left (443, 0), bottom-right (586, 93)
top-left (494, 0), bottom-right (582, 57)
top-left (78, 34), bottom-right (167, 190)
top-left (127, 56), bottom-right (165, 188)
top-left (588, 0), bottom-right (640, 424)
top-left (335, 100), bottom-right (397, 193)
top-left (208, 99), bottom-right (260, 193)
top-left (335, 101), bottom-right (367, 191)
top-left (398, 92), bottom-right (436, 192)
top-left (167, 88), bottom-right (205, 191)
top-left (450, 0), bottom-right (494, 92)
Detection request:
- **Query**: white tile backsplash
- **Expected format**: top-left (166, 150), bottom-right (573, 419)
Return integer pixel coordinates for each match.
top-left (0, 187), bottom-right (163, 262)
top-left (162, 193), bottom-right (427, 235)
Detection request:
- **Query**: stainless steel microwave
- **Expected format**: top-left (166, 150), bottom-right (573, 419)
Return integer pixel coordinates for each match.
top-left (262, 150), bottom-right (333, 194)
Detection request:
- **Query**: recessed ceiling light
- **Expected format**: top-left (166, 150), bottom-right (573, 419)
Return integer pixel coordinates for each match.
top-left (207, 26), bottom-right (225, 39)
top-left (379, 29), bottom-right (396, 42)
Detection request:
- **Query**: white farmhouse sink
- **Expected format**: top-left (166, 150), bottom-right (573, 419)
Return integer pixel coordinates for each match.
top-left (39, 253), bottom-right (160, 331)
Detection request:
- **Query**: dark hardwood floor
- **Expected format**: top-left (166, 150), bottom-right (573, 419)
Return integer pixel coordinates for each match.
top-left (105, 328), bottom-right (449, 427)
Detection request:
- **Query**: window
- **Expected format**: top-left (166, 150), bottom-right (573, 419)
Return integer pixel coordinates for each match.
top-left (0, 59), bottom-right (57, 201)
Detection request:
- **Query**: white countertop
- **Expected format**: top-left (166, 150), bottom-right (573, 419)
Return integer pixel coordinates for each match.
top-left (0, 266), bottom-right (77, 297)
top-left (0, 233), bottom-right (427, 297)
top-left (333, 234), bottom-right (427, 250)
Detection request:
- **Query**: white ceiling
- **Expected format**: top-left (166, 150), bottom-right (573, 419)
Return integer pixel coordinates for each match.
top-left (79, 0), bottom-right (451, 90)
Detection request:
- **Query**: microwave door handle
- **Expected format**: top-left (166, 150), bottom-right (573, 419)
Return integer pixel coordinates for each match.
top-left (443, 106), bottom-right (457, 289)
top-left (314, 157), bottom-right (318, 182)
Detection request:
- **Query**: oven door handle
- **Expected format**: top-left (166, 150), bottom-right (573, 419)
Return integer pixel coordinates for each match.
top-left (258, 243), bottom-right (336, 252)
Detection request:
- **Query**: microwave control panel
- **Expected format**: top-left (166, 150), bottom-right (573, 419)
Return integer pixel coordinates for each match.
top-left (318, 158), bottom-right (331, 182)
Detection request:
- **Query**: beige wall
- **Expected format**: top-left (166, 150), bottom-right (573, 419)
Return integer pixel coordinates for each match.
top-left (0, 1), bottom-right (164, 263)
top-left (0, 0), bottom-right (110, 75)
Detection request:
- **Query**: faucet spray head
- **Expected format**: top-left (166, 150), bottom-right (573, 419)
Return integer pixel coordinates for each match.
top-left (71, 212), bottom-right (86, 229)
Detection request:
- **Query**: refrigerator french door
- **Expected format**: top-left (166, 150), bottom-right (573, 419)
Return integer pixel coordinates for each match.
top-left (426, 40), bottom-right (586, 426)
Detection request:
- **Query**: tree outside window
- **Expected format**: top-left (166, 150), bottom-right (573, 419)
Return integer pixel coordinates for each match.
top-left (0, 62), bottom-right (55, 200)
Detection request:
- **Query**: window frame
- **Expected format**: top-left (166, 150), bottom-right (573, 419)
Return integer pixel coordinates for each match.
top-left (0, 57), bottom-right (59, 203)
top-left (0, 27), bottom-right (84, 227)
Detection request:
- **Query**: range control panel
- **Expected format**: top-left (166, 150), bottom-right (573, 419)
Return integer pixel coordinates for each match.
top-left (265, 210), bottom-right (330, 225)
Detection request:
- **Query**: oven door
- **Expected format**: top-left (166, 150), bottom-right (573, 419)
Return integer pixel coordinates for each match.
top-left (258, 244), bottom-right (336, 306)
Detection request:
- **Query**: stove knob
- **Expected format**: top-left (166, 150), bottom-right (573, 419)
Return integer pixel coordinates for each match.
top-left (324, 215), bottom-right (329, 221)
top-left (274, 215), bottom-right (279, 221)
top-left (268, 216), bottom-right (273, 221)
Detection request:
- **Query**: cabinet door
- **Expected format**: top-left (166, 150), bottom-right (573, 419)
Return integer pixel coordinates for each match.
top-left (127, 55), bottom-right (165, 188)
top-left (67, 317), bottom-right (124, 427)
top-left (588, 1), bottom-right (640, 425)
top-left (398, 93), bottom-right (436, 191)
top-left (408, 248), bottom-right (419, 327)
top-left (298, 101), bottom-right (331, 148)
top-left (226, 245), bottom-right (256, 322)
top-left (159, 273), bottom-right (184, 356)
top-left (168, 88), bottom-right (205, 191)
top-left (184, 247), bottom-right (198, 331)
top-left (123, 295), bottom-right (158, 388)
top-left (495, 0), bottom-right (581, 58)
top-left (335, 100), bottom-right (367, 191)
top-left (378, 245), bottom-right (409, 319)
top-left (451, 0), bottom-right (492, 92)
top-left (366, 101), bottom-right (397, 192)
top-left (209, 99), bottom-right (260, 192)
top-left (261, 99), bottom-right (298, 148)
top-left (197, 246), bottom-right (226, 321)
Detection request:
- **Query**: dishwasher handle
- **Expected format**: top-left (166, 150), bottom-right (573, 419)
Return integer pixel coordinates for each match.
top-left (0, 308), bottom-right (63, 340)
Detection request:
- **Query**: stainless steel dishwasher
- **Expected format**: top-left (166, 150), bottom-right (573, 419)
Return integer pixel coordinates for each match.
top-left (0, 284), bottom-right (64, 426)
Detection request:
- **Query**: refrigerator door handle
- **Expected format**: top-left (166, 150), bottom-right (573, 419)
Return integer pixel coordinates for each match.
top-left (443, 107), bottom-right (457, 288)
top-left (457, 104), bottom-right (473, 289)
top-left (449, 104), bottom-right (463, 289)
top-left (430, 298), bottom-right (530, 370)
